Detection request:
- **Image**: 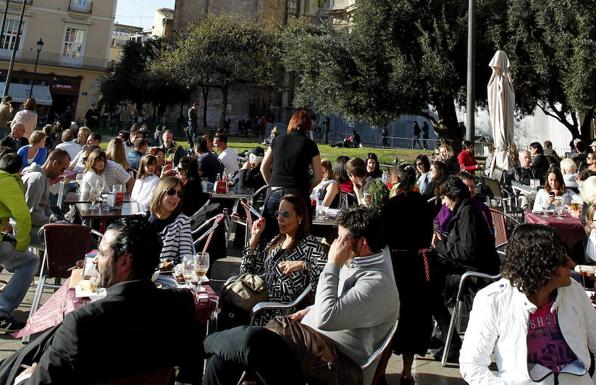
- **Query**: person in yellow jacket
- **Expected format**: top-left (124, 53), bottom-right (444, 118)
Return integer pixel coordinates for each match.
top-left (0, 148), bottom-right (39, 332)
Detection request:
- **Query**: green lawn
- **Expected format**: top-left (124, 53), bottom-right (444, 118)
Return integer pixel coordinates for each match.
top-left (98, 134), bottom-right (435, 166)
top-left (227, 139), bottom-right (435, 165)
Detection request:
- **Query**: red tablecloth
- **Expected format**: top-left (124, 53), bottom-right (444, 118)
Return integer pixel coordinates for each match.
top-left (15, 279), bottom-right (218, 338)
top-left (525, 211), bottom-right (585, 248)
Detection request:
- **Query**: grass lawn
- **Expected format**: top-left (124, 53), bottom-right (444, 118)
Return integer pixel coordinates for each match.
top-left (97, 133), bottom-right (435, 166)
top-left (226, 139), bottom-right (435, 165)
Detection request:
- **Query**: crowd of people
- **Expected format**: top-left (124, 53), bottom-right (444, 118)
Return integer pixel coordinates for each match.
top-left (0, 103), bottom-right (595, 385)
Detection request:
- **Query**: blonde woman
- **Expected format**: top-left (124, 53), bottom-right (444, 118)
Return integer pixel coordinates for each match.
top-left (106, 137), bottom-right (129, 170)
top-left (560, 158), bottom-right (578, 190)
top-left (148, 176), bottom-right (193, 263)
top-left (17, 130), bottom-right (47, 168)
top-left (76, 126), bottom-right (91, 146)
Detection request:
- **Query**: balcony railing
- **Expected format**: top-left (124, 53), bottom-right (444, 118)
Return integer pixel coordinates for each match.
top-left (0, 49), bottom-right (108, 71)
top-left (68, 0), bottom-right (92, 14)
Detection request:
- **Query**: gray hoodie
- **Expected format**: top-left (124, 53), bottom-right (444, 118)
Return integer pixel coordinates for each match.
top-left (21, 163), bottom-right (51, 226)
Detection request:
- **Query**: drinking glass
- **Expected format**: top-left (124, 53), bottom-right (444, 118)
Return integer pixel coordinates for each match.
top-left (181, 255), bottom-right (196, 285)
top-left (554, 197), bottom-right (564, 219)
top-left (88, 184), bottom-right (99, 210)
top-left (194, 252), bottom-right (210, 283)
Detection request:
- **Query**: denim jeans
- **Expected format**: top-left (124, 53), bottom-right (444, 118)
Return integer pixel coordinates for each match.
top-left (203, 326), bottom-right (304, 385)
top-left (0, 241), bottom-right (39, 317)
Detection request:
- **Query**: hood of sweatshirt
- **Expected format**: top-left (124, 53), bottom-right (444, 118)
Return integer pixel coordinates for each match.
top-left (22, 162), bottom-right (45, 175)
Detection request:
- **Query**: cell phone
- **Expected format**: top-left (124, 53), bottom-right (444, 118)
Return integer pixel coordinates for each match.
top-left (549, 192), bottom-right (555, 198)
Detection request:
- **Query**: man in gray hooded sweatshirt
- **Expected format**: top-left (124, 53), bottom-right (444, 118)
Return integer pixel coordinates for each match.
top-left (21, 149), bottom-right (70, 245)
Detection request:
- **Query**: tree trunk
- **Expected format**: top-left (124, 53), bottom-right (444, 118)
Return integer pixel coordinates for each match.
top-left (580, 107), bottom-right (595, 141)
top-left (433, 97), bottom-right (463, 153)
top-left (219, 84), bottom-right (229, 130)
top-left (201, 86), bottom-right (209, 129)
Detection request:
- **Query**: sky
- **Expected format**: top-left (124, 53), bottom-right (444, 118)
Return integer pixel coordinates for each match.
top-left (115, 0), bottom-right (174, 30)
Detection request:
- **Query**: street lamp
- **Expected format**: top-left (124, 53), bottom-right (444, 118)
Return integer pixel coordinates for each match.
top-left (466, 0), bottom-right (475, 142)
top-left (28, 38), bottom-right (44, 98)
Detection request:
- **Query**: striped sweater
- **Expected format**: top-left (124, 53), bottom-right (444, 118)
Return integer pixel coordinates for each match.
top-left (150, 213), bottom-right (193, 263)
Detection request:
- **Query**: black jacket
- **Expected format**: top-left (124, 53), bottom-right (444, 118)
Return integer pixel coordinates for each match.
top-left (531, 154), bottom-right (550, 180)
top-left (2, 280), bottom-right (203, 385)
top-left (235, 167), bottom-right (266, 191)
top-left (505, 166), bottom-right (542, 185)
top-left (435, 199), bottom-right (500, 275)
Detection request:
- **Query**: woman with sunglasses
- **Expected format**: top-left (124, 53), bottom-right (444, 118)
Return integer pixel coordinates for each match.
top-left (241, 194), bottom-right (327, 324)
top-left (148, 176), bottom-right (192, 263)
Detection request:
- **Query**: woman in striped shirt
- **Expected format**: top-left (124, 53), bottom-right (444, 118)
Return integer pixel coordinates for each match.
top-left (148, 176), bottom-right (193, 263)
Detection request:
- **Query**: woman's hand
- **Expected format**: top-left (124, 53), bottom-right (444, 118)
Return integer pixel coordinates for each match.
top-left (431, 231), bottom-right (442, 247)
top-left (278, 260), bottom-right (305, 275)
top-left (289, 307), bottom-right (310, 322)
top-left (251, 218), bottom-right (266, 237)
top-left (547, 195), bottom-right (555, 205)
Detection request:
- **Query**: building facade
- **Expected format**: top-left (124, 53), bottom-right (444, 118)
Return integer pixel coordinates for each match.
top-left (152, 8), bottom-right (174, 40)
top-left (109, 23), bottom-right (144, 62)
top-left (0, 0), bottom-right (116, 125)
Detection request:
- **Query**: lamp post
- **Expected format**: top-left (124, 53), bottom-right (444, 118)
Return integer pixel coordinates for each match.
top-left (466, 0), bottom-right (476, 142)
top-left (28, 38), bottom-right (43, 98)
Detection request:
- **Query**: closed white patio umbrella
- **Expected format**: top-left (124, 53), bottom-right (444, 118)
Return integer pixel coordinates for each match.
top-left (487, 50), bottom-right (515, 175)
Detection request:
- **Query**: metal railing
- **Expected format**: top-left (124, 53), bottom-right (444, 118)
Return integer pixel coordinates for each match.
top-left (0, 49), bottom-right (108, 70)
top-left (68, 0), bottom-right (92, 14)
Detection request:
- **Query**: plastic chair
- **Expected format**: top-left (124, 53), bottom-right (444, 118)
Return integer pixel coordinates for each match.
top-left (489, 208), bottom-right (520, 263)
top-left (441, 271), bottom-right (501, 366)
top-left (90, 367), bottom-right (173, 385)
top-left (24, 224), bottom-right (99, 343)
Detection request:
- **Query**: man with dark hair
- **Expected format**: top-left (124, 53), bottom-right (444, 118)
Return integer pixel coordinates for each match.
top-left (529, 142), bottom-right (549, 179)
top-left (2, 217), bottom-right (203, 385)
top-left (127, 138), bottom-right (148, 170)
top-left (84, 103), bottom-right (99, 130)
top-left (0, 148), bottom-right (39, 331)
top-left (457, 140), bottom-right (480, 172)
top-left (345, 157), bottom-right (389, 209)
top-left (213, 133), bottom-right (239, 177)
top-left (0, 123), bottom-right (27, 152)
top-left (196, 134), bottom-right (224, 183)
top-left (543, 140), bottom-right (560, 162)
top-left (187, 102), bottom-right (199, 146)
top-left (461, 224), bottom-right (596, 385)
top-left (203, 207), bottom-right (399, 385)
top-left (21, 149), bottom-right (71, 245)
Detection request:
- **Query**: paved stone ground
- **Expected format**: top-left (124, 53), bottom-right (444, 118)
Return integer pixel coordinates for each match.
top-left (0, 255), bottom-right (467, 385)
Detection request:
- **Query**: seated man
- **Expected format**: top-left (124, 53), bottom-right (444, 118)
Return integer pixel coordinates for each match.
top-left (126, 138), bottom-right (148, 171)
top-left (0, 148), bottom-right (39, 331)
top-left (21, 149), bottom-right (71, 246)
top-left (460, 224), bottom-right (596, 385)
top-left (505, 150), bottom-right (541, 186)
top-left (203, 207), bottom-right (399, 385)
top-left (0, 123), bottom-right (28, 152)
top-left (1, 217), bottom-right (203, 385)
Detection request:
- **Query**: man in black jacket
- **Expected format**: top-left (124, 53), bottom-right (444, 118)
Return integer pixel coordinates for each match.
top-left (1, 217), bottom-right (203, 385)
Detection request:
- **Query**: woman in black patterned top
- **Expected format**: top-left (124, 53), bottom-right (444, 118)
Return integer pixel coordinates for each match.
top-left (242, 194), bottom-right (327, 323)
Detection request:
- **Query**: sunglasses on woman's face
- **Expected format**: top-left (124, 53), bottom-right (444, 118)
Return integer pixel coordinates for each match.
top-left (166, 188), bottom-right (184, 198)
top-left (274, 210), bottom-right (291, 218)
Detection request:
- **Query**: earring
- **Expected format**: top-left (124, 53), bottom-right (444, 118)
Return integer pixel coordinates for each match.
top-left (298, 220), bottom-right (302, 225)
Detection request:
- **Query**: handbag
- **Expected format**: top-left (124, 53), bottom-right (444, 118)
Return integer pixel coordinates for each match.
top-left (220, 273), bottom-right (268, 313)
top-left (265, 316), bottom-right (361, 385)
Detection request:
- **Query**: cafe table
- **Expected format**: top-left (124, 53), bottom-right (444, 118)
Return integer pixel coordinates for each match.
top-left (525, 210), bottom-right (585, 248)
top-left (76, 202), bottom-right (143, 232)
top-left (14, 276), bottom-right (219, 339)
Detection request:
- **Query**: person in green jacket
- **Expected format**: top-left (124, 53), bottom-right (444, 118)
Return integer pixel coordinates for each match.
top-left (0, 147), bottom-right (39, 332)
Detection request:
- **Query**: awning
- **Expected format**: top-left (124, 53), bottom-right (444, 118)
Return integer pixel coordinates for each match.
top-left (0, 82), bottom-right (53, 106)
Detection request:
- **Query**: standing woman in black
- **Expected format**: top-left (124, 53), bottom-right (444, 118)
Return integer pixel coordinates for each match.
top-left (260, 110), bottom-right (322, 243)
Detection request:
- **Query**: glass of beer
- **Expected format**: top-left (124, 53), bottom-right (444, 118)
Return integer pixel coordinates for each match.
top-left (194, 252), bottom-right (210, 283)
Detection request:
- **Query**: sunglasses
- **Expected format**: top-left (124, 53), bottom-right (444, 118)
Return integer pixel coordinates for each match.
top-left (274, 210), bottom-right (291, 218)
top-left (166, 188), bottom-right (184, 198)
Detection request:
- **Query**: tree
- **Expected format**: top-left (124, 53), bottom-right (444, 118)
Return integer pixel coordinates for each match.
top-left (281, 0), bottom-right (501, 148)
top-left (151, 15), bottom-right (282, 129)
top-left (99, 38), bottom-right (189, 119)
top-left (487, 0), bottom-right (595, 140)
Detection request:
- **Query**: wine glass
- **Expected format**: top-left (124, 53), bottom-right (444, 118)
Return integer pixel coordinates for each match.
top-left (194, 252), bottom-right (210, 284)
top-left (88, 183), bottom-right (99, 210)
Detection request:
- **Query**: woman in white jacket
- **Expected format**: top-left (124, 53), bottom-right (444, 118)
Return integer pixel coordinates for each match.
top-left (131, 154), bottom-right (160, 212)
top-left (460, 224), bottom-right (596, 385)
